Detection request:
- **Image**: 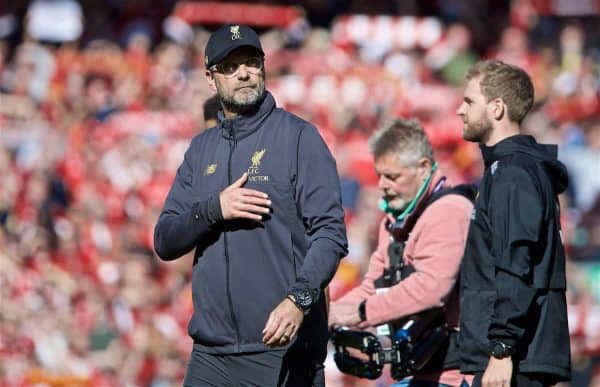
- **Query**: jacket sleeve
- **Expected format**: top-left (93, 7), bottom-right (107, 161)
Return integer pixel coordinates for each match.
top-left (153, 140), bottom-right (223, 260)
top-left (289, 124), bottom-right (348, 299)
top-left (333, 218), bottom-right (389, 306)
top-left (363, 196), bottom-right (472, 326)
top-left (487, 165), bottom-right (543, 346)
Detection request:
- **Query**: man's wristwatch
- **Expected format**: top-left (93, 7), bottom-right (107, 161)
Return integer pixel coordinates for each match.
top-left (287, 288), bottom-right (314, 315)
top-left (489, 340), bottom-right (515, 359)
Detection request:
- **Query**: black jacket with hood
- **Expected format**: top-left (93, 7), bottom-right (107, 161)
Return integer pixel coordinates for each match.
top-left (154, 92), bottom-right (348, 360)
top-left (459, 135), bottom-right (571, 381)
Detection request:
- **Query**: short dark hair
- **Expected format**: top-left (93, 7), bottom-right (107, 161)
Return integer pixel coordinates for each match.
top-left (369, 118), bottom-right (434, 165)
top-left (466, 60), bottom-right (534, 123)
top-left (203, 94), bottom-right (220, 122)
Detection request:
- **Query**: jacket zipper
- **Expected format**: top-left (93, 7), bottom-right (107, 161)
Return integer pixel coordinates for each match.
top-left (224, 122), bottom-right (241, 350)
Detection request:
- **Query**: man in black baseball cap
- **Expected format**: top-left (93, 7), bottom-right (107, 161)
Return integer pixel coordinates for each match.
top-left (203, 24), bottom-right (266, 117)
top-left (155, 23), bottom-right (348, 387)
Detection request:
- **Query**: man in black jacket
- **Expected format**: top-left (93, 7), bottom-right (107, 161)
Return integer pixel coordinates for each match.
top-left (456, 60), bottom-right (571, 387)
top-left (154, 24), bottom-right (348, 386)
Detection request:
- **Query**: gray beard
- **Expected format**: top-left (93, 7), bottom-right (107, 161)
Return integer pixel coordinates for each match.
top-left (219, 84), bottom-right (265, 115)
top-left (388, 197), bottom-right (410, 212)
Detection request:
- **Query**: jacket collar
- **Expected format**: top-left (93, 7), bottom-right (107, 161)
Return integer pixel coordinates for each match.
top-left (479, 134), bottom-right (538, 169)
top-left (218, 91), bottom-right (276, 141)
top-left (479, 134), bottom-right (568, 193)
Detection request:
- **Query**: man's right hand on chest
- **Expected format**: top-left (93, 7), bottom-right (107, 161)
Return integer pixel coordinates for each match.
top-left (219, 173), bottom-right (271, 221)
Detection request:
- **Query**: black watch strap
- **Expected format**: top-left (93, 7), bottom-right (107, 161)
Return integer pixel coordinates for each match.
top-left (358, 300), bottom-right (367, 322)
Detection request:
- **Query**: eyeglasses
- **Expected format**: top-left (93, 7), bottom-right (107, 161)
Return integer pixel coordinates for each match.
top-left (210, 57), bottom-right (263, 78)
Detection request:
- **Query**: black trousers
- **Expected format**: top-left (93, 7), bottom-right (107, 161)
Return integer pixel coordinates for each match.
top-left (183, 345), bottom-right (325, 387)
top-left (471, 372), bottom-right (559, 387)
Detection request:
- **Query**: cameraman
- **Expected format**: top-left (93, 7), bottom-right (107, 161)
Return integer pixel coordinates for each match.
top-left (329, 119), bottom-right (473, 387)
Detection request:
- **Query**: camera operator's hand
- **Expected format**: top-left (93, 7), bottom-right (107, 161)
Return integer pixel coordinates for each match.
top-left (346, 347), bottom-right (371, 362)
top-left (329, 301), bottom-right (362, 328)
top-left (220, 173), bottom-right (271, 221)
top-left (262, 298), bottom-right (303, 347)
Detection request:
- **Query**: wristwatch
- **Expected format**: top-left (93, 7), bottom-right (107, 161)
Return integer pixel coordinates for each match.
top-left (287, 288), bottom-right (314, 315)
top-left (489, 340), bottom-right (515, 359)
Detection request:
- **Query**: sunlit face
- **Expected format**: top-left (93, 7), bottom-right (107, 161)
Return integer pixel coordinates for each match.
top-left (456, 77), bottom-right (493, 143)
top-left (206, 47), bottom-right (265, 115)
top-left (374, 153), bottom-right (427, 212)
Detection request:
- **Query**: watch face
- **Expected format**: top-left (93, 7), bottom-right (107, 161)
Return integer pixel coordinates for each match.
top-left (489, 341), bottom-right (513, 358)
top-left (491, 342), bottom-right (505, 357)
top-left (295, 289), bottom-right (313, 309)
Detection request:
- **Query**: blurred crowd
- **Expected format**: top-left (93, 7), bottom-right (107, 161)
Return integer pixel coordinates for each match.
top-left (0, 0), bottom-right (599, 386)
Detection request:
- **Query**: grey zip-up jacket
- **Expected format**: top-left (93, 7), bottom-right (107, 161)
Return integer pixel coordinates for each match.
top-left (154, 92), bottom-right (348, 359)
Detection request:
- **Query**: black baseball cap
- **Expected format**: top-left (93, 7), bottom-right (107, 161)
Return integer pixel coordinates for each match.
top-left (204, 24), bottom-right (264, 68)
